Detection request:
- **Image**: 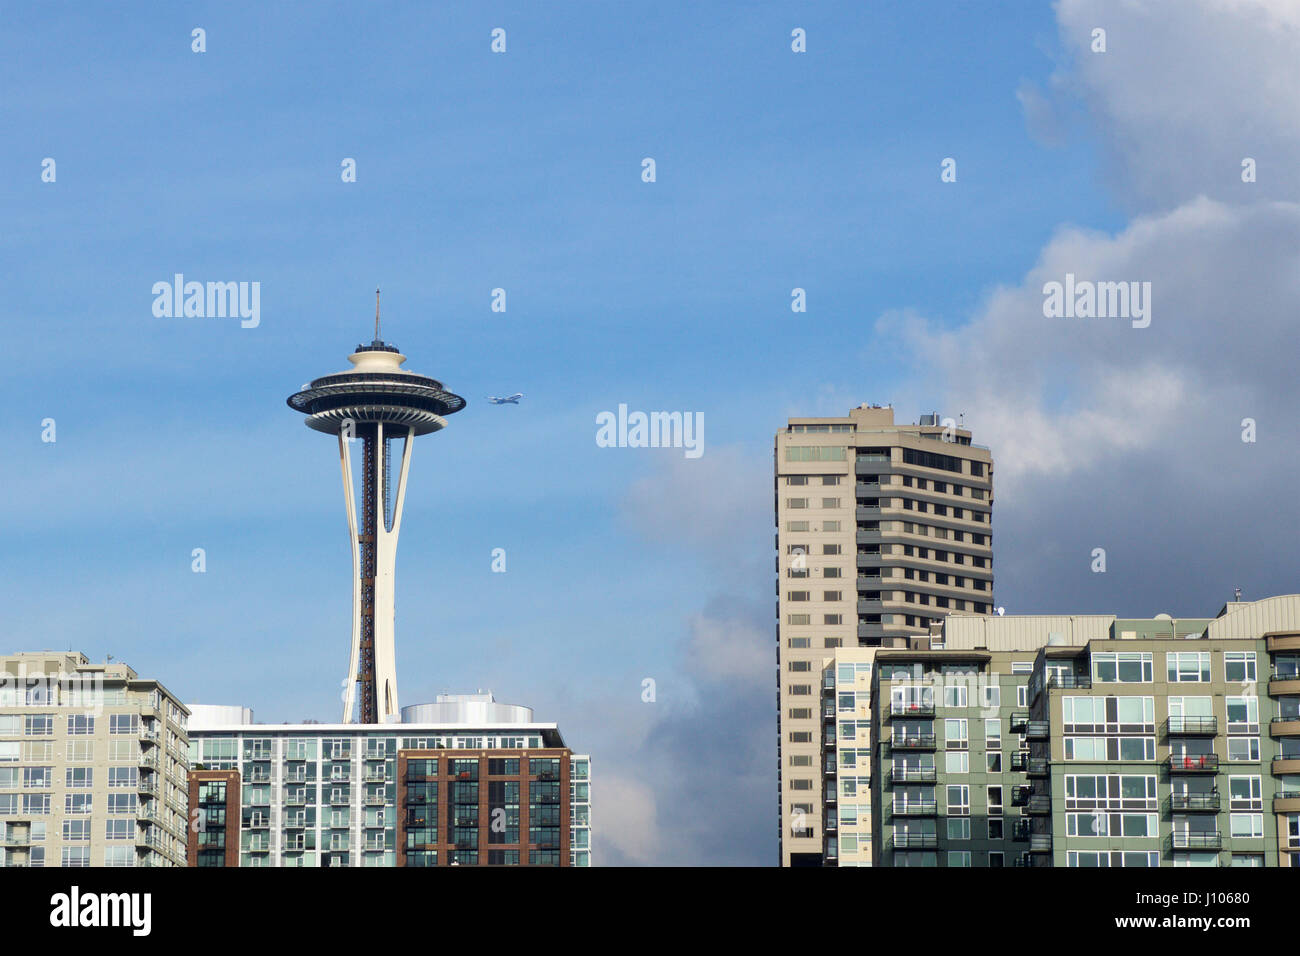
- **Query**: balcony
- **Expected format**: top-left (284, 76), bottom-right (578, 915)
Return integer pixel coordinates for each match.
top-left (1045, 673), bottom-right (1091, 690)
top-left (891, 801), bottom-right (938, 817)
top-left (890, 701), bottom-right (935, 718)
top-left (364, 793), bottom-right (386, 806)
top-left (1013, 853), bottom-right (1033, 868)
top-left (1168, 754), bottom-right (1219, 773)
top-left (1169, 791), bottom-right (1221, 812)
top-left (1269, 672), bottom-right (1300, 697)
top-left (1009, 712), bottom-right (1029, 732)
top-left (890, 732), bottom-right (937, 751)
top-left (1012, 819), bottom-right (1031, 841)
top-left (1027, 758), bottom-right (1049, 778)
top-left (1273, 791), bottom-right (1300, 814)
top-left (1025, 721), bottom-right (1050, 740)
top-left (1010, 751), bottom-right (1029, 772)
top-left (1266, 634), bottom-right (1300, 653)
top-left (1166, 716), bottom-right (1218, 736)
top-left (137, 778), bottom-right (159, 796)
top-left (2, 835), bottom-right (31, 847)
top-left (1171, 832), bottom-right (1222, 850)
top-left (889, 766), bottom-right (937, 784)
top-left (1029, 834), bottom-right (1052, 853)
top-left (891, 833), bottom-right (938, 850)
top-left (1010, 785), bottom-right (1032, 807)
top-left (1026, 795), bottom-right (1051, 815)
top-left (137, 753), bottom-right (159, 770)
top-left (1270, 717), bottom-right (1300, 738)
top-left (1273, 756), bottom-right (1300, 775)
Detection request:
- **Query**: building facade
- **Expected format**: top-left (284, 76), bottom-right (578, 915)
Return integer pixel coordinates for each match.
top-left (0, 651), bottom-right (190, 867)
top-left (186, 694), bottom-right (591, 867)
top-left (816, 594), bottom-right (1300, 866)
top-left (776, 404), bottom-right (994, 865)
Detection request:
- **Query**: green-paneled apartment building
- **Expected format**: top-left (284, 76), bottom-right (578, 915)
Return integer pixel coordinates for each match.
top-left (821, 593), bottom-right (1300, 866)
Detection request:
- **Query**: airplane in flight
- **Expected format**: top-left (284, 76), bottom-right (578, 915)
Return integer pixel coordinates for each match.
top-left (487, 393), bottom-right (523, 405)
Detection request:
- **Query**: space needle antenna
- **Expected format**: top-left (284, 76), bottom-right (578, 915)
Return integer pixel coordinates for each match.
top-left (375, 288), bottom-right (381, 342)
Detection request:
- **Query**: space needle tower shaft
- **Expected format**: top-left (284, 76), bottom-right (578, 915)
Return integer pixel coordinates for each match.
top-left (287, 292), bottom-right (466, 723)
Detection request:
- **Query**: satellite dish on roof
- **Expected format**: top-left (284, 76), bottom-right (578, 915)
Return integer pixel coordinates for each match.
top-left (995, 607), bottom-right (1005, 616)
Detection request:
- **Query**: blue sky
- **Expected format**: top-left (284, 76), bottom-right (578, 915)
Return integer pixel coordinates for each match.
top-left (3, 2), bottom-right (1297, 864)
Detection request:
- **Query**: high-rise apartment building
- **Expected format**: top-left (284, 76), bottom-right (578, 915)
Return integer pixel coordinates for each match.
top-left (0, 651), bottom-right (190, 867)
top-left (186, 694), bottom-right (592, 867)
top-left (776, 404), bottom-right (994, 866)
top-left (816, 593), bottom-right (1300, 866)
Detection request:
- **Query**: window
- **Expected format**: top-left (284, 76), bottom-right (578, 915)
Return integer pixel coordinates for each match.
top-left (823, 591), bottom-right (841, 601)
top-left (946, 818), bottom-right (970, 841)
top-left (823, 614), bottom-right (842, 625)
top-left (62, 819), bottom-right (91, 841)
top-left (1093, 652), bottom-right (1152, 683)
top-left (1072, 736), bottom-right (1155, 761)
top-left (105, 819), bottom-right (133, 840)
top-left (944, 719), bottom-right (968, 749)
top-left (1223, 652), bottom-right (1256, 684)
top-left (983, 787), bottom-right (1003, 822)
top-left (1017, 685), bottom-right (1029, 707)
top-left (107, 793), bottom-right (137, 814)
top-left (785, 446), bottom-right (847, 462)
top-left (1167, 652), bottom-right (1210, 683)
top-left (22, 766), bottom-right (51, 789)
top-left (65, 767), bottom-right (93, 789)
top-left (1226, 737), bottom-right (1260, 762)
top-left (65, 740), bottom-right (93, 762)
top-left (1228, 776), bottom-right (1263, 810)
top-left (61, 847), bottom-right (90, 867)
top-left (945, 752), bottom-right (969, 774)
top-left (943, 685), bottom-right (968, 708)
top-left (1229, 814), bottom-right (1264, 839)
top-left (67, 715), bottom-right (95, 735)
top-left (946, 785), bottom-right (970, 816)
top-left (109, 714), bottom-right (138, 735)
top-left (983, 685), bottom-right (1000, 708)
top-left (65, 794), bottom-right (92, 814)
top-left (25, 715), bottom-right (53, 736)
top-left (1225, 696), bottom-right (1259, 734)
top-left (948, 851), bottom-right (971, 867)
top-left (821, 498), bottom-right (840, 509)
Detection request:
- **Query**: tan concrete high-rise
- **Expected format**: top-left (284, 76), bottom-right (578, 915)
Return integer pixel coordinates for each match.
top-left (0, 651), bottom-right (190, 867)
top-left (775, 404), bottom-right (994, 866)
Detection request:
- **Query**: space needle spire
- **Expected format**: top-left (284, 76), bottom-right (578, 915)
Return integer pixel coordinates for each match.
top-left (287, 298), bottom-right (466, 723)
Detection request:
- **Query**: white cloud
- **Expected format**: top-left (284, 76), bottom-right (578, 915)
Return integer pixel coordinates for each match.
top-left (1050, 0), bottom-right (1300, 210)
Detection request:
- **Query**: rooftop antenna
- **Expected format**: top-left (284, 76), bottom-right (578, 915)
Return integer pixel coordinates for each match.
top-left (374, 288), bottom-right (381, 342)
top-left (1234, 586), bottom-right (1242, 602)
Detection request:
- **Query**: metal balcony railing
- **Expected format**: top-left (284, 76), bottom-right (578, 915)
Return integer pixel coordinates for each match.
top-left (1166, 716), bottom-right (1218, 735)
top-left (1168, 754), bottom-right (1219, 773)
top-left (1169, 791), bottom-right (1220, 812)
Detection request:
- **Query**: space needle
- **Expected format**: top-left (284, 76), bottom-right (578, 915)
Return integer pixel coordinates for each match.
top-left (287, 292), bottom-right (466, 723)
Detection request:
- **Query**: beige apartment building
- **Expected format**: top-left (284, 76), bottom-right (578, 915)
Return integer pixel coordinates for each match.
top-left (0, 651), bottom-right (190, 867)
top-left (776, 404), bottom-right (994, 866)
